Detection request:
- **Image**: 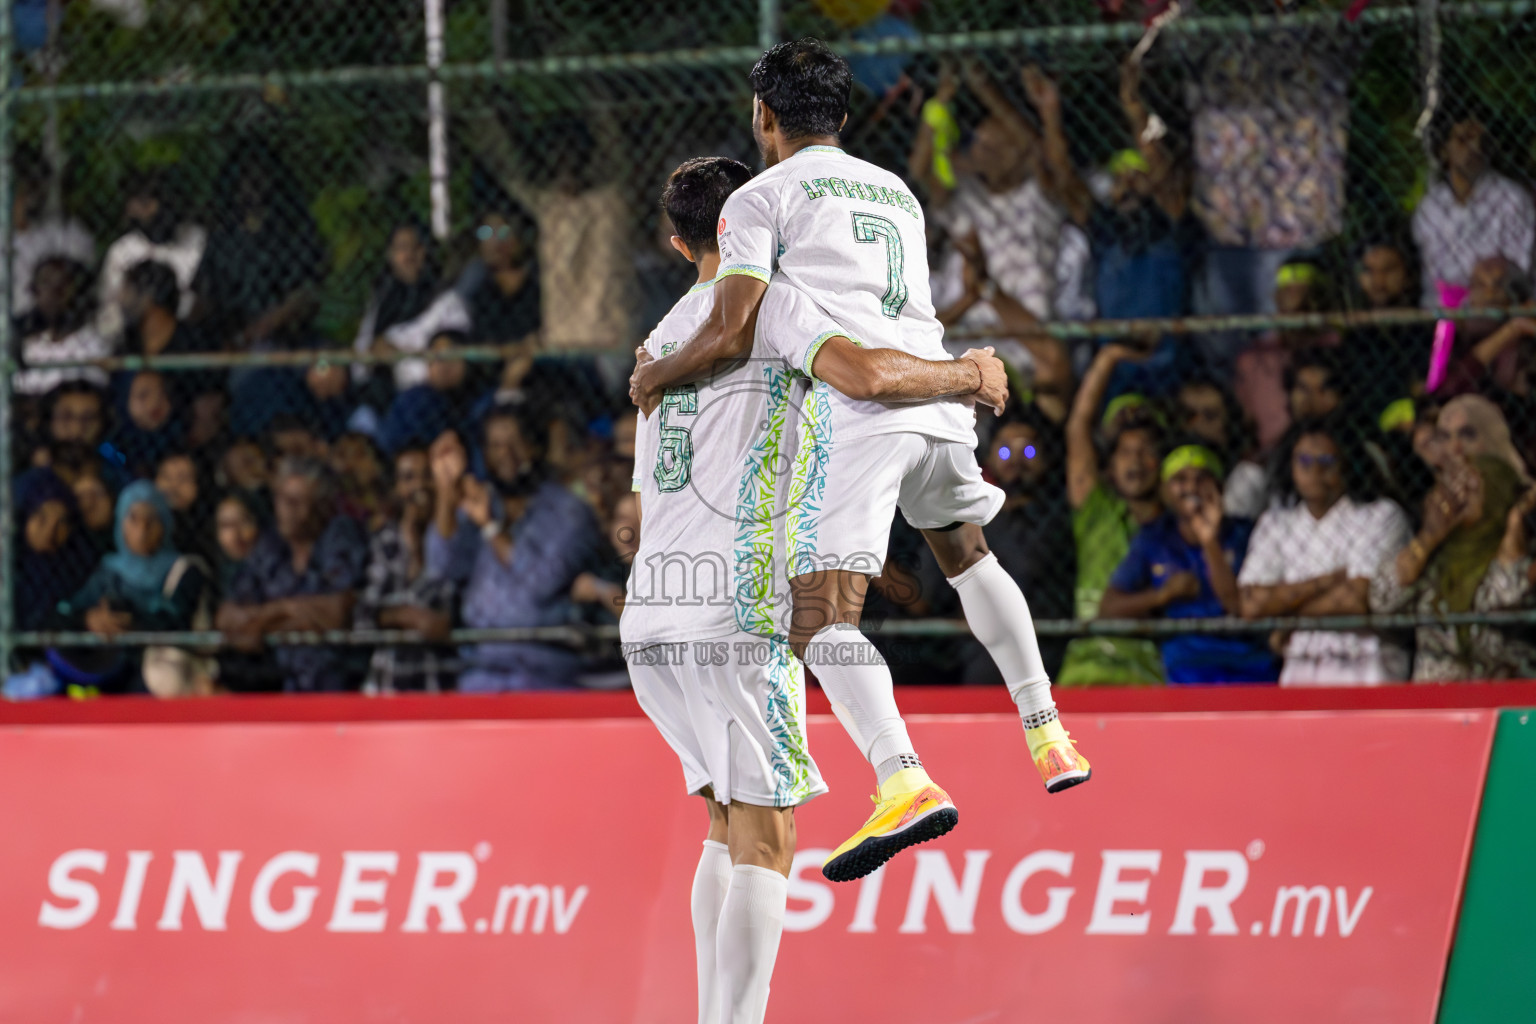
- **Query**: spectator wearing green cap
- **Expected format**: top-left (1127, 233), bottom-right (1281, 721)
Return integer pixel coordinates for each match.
top-left (1100, 441), bottom-right (1277, 684)
top-left (1058, 344), bottom-right (1168, 685)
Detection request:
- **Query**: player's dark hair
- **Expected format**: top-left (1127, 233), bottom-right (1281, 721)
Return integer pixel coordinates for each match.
top-left (749, 37), bottom-right (852, 141)
top-left (662, 157), bottom-right (753, 254)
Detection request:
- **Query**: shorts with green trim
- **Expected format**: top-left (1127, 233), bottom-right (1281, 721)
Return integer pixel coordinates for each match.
top-left (785, 429), bottom-right (1004, 578)
top-left (627, 633), bottom-right (827, 808)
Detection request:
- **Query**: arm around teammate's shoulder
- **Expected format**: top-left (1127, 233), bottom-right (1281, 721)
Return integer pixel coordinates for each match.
top-left (808, 337), bottom-right (1007, 411)
top-left (629, 274), bottom-right (767, 410)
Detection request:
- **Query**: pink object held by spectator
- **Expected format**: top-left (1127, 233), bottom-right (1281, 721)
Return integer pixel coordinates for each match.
top-left (1426, 280), bottom-right (1469, 393)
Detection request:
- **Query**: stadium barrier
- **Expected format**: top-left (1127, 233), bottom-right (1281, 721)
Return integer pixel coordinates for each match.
top-left (5, 684), bottom-right (1534, 1023)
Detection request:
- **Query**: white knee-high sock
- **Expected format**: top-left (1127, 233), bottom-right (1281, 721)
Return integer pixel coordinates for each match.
top-left (805, 623), bottom-right (918, 778)
top-left (716, 864), bottom-right (787, 1024)
top-left (691, 840), bottom-right (732, 1024)
top-left (948, 553), bottom-right (1057, 724)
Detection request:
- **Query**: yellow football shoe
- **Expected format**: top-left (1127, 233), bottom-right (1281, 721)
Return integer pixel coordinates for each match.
top-left (1026, 717), bottom-right (1092, 793)
top-left (821, 768), bottom-right (958, 883)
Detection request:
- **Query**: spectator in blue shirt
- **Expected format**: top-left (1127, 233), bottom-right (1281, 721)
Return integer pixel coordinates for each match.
top-left (1100, 443), bottom-right (1278, 684)
top-left (425, 404), bottom-right (600, 691)
top-left (216, 456), bottom-right (369, 691)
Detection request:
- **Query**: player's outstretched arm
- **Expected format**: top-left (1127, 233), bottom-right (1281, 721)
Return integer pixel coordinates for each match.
top-left (810, 337), bottom-right (1008, 413)
top-left (629, 274), bottom-right (767, 411)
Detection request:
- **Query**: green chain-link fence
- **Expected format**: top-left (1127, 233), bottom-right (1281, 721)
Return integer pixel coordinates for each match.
top-left (5, 0), bottom-right (1536, 693)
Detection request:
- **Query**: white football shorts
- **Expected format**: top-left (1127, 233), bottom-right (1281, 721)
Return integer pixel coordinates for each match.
top-left (627, 633), bottom-right (827, 808)
top-left (785, 428), bottom-right (1004, 577)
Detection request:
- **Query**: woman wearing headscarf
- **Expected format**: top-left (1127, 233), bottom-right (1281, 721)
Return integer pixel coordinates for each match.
top-left (14, 468), bottom-right (95, 632)
top-left (56, 480), bottom-right (210, 635)
top-left (1371, 454), bottom-right (1535, 680)
top-left (1433, 394), bottom-right (1531, 484)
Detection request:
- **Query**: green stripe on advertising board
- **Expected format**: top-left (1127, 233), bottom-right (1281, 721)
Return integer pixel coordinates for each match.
top-left (1439, 709), bottom-right (1536, 1023)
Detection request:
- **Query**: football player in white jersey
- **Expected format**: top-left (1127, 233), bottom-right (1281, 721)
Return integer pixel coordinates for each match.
top-left (625, 157), bottom-right (1007, 1024)
top-left (631, 39), bottom-right (1093, 887)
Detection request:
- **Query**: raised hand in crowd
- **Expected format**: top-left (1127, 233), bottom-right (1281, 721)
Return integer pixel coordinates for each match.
top-left (1396, 458), bottom-right (1483, 585)
top-left (1186, 474), bottom-right (1225, 548)
top-left (1066, 343), bottom-right (1152, 510)
top-left (459, 475), bottom-right (494, 530)
top-left (429, 429), bottom-right (468, 541)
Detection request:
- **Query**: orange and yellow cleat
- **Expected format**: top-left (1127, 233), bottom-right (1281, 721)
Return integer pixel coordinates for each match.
top-left (1027, 718), bottom-right (1092, 793)
top-left (821, 769), bottom-right (958, 883)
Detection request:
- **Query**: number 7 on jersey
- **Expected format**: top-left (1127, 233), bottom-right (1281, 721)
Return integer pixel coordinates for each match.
top-left (850, 212), bottom-right (909, 319)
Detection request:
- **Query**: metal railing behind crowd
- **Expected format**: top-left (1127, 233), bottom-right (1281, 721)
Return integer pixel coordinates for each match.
top-left (4, 0), bottom-right (1536, 691)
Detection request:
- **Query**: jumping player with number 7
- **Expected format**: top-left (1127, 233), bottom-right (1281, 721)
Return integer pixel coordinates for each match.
top-left (631, 38), bottom-right (1094, 889)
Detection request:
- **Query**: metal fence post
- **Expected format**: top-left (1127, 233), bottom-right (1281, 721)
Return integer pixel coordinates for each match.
top-left (0, 0), bottom-right (15, 679)
top-left (759, 0), bottom-right (779, 53)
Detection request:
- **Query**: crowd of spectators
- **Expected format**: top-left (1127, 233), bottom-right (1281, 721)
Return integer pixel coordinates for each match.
top-left (7, 41), bottom-right (1536, 697)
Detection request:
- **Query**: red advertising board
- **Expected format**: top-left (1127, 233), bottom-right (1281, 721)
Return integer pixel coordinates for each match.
top-left (0, 710), bottom-right (1491, 1023)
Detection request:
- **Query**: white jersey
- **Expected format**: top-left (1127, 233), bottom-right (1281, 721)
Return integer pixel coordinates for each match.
top-left (716, 145), bottom-right (977, 447)
top-left (621, 280), bottom-right (806, 648)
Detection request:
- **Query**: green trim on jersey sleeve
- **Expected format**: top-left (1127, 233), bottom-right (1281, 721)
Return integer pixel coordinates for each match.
top-left (801, 329), bottom-right (842, 382)
top-left (801, 329), bottom-right (865, 383)
top-left (717, 264), bottom-right (771, 283)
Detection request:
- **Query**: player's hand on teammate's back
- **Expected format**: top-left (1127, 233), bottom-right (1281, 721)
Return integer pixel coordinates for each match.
top-left (630, 350), bottom-right (661, 418)
top-left (959, 346), bottom-right (1009, 414)
top-left (631, 346), bottom-right (661, 417)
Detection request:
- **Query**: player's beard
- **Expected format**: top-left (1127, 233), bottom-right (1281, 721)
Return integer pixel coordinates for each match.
top-left (752, 111), bottom-right (777, 167)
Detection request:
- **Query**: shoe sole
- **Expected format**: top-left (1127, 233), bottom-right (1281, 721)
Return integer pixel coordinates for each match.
top-left (1044, 767), bottom-right (1092, 794)
top-left (821, 803), bottom-right (959, 883)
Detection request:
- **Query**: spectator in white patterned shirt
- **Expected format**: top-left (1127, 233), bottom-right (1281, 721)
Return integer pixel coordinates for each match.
top-left (1239, 416), bottom-right (1412, 685)
top-left (1413, 105), bottom-right (1536, 304)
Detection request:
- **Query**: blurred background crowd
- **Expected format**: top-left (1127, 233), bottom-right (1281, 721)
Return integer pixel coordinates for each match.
top-left (6, 0), bottom-right (1536, 697)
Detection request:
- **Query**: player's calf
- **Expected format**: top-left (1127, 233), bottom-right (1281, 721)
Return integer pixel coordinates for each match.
top-left (931, 532), bottom-right (1095, 794)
